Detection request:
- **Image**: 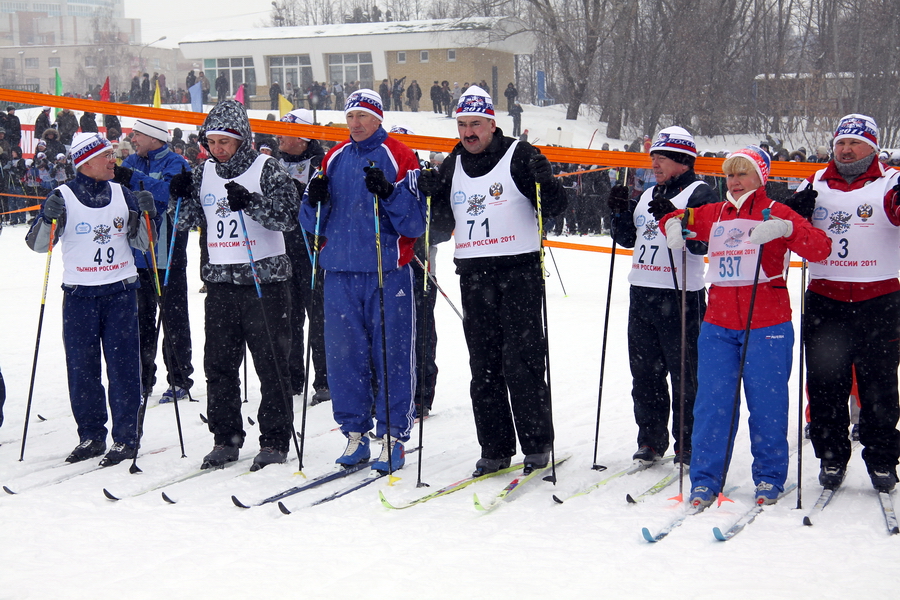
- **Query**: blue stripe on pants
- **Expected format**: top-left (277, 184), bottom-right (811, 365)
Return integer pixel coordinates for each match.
top-left (690, 321), bottom-right (793, 495)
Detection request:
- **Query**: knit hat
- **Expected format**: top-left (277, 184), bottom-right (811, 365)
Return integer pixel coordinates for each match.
top-left (723, 145), bottom-right (771, 186)
top-left (455, 85), bottom-right (495, 120)
top-left (344, 89), bottom-right (383, 121)
top-left (389, 125), bottom-right (414, 135)
top-left (131, 119), bottom-right (170, 143)
top-left (281, 108), bottom-right (314, 140)
top-left (70, 132), bottom-right (112, 170)
top-left (834, 114), bottom-right (879, 152)
top-left (649, 126), bottom-right (698, 158)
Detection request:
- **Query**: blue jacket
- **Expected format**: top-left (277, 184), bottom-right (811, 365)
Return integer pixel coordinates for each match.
top-left (300, 126), bottom-right (424, 273)
top-left (122, 145), bottom-right (191, 269)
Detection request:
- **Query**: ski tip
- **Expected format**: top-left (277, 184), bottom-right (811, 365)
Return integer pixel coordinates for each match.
top-left (626, 493), bottom-right (637, 504)
top-left (473, 492), bottom-right (486, 511)
top-left (641, 527), bottom-right (657, 543)
top-left (552, 494), bottom-right (564, 504)
top-left (161, 492), bottom-right (176, 504)
top-left (717, 493), bottom-right (734, 506)
top-left (712, 527), bottom-right (728, 541)
top-left (199, 413), bottom-right (208, 423)
top-left (802, 515), bottom-right (813, 527)
top-left (247, 417), bottom-right (255, 426)
top-left (3, 485), bottom-right (16, 495)
top-left (102, 488), bottom-right (120, 501)
top-left (37, 414), bottom-right (47, 421)
top-left (231, 495), bottom-right (251, 509)
top-left (277, 501), bottom-right (291, 515)
top-left (890, 525), bottom-right (899, 536)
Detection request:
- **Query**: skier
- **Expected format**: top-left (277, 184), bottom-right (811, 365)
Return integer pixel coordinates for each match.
top-left (277, 108), bottom-right (330, 406)
top-left (112, 118), bottom-right (195, 404)
top-left (788, 114), bottom-right (900, 493)
top-left (659, 145), bottom-right (831, 506)
top-left (419, 85), bottom-right (566, 475)
top-left (167, 101), bottom-right (299, 471)
top-left (25, 132), bottom-right (155, 466)
top-left (609, 126), bottom-right (717, 468)
top-left (299, 89), bottom-right (424, 473)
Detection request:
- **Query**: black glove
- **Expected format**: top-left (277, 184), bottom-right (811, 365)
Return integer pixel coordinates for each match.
top-left (648, 187), bottom-right (677, 220)
top-left (417, 168), bottom-right (440, 197)
top-left (43, 192), bottom-right (65, 222)
top-left (225, 181), bottom-right (253, 212)
top-left (608, 184), bottom-right (630, 212)
top-left (529, 153), bottom-right (554, 185)
top-left (785, 188), bottom-right (817, 220)
top-left (307, 174), bottom-right (330, 206)
top-left (135, 190), bottom-right (157, 218)
top-left (292, 178), bottom-right (306, 198)
top-left (168, 169), bottom-right (192, 198)
top-left (364, 166), bottom-right (394, 200)
top-left (112, 165), bottom-right (133, 187)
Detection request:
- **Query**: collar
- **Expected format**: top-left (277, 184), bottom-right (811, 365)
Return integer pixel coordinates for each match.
top-left (146, 144), bottom-right (171, 161)
top-left (350, 126), bottom-right (387, 152)
top-left (821, 155), bottom-right (886, 185)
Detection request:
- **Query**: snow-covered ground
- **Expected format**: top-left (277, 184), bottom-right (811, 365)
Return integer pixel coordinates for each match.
top-left (1, 104), bottom-right (898, 598)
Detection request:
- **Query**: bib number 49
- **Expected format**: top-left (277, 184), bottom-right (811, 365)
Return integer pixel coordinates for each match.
top-left (93, 247), bottom-right (115, 265)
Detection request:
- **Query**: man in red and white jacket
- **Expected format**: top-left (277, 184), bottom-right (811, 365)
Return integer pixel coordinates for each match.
top-left (787, 114), bottom-right (900, 493)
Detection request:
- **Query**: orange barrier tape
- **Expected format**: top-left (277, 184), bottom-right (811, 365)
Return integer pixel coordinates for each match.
top-left (1, 192), bottom-right (45, 200)
top-left (0, 88), bottom-right (827, 177)
top-left (544, 238), bottom-right (804, 268)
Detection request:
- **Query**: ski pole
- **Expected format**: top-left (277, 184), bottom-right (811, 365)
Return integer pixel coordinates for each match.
top-left (297, 202), bottom-right (322, 470)
top-left (796, 259), bottom-right (807, 510)
top-left (536, 181), bottom-right (558, 484)
top-left (547, 246), bottom-right (568, 297)
top-left (412, 254), bottom-right (462, 320)
top-left (718, 208), bottom-right (770, 503)
top-left (416, 193), bottom-right (432, 489)
top-left (371, 183), bottom-right (398, 483)
top-left (236, 207), bottom-right (304, 473)
top-left (677, 212), bottom-right (689, 497)
top-left (20, 218), bottom-right (57, 461)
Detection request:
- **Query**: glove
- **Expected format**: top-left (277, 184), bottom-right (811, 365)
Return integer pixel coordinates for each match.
top-left (607, 184), bottom-right (629, 212)
top-left (364, 166), bottom-right (394, 200)
top-left (663, 216), bottom-right (696, 249)
top-left (168, 169), bottom-right (192, 198)
top-left (135, 190), bottom-right (157, 218)
top-left (112, 165), bottom-right (133, 187)
top-left (785, 188), bottom-right (817, 220)
top-left (225, 181), bottom-right (253, 212)
top-left (43, 192), bottom-right (65, 222)
top-left (529, 154), bottom-right (554, 185)
top-left (292, 178), bottom-right (306, 198)
top-left (648, 187), bottom-right (677, 220)
top-left (307, 174), bottom-right (330, 206)
top-left (894, 182), bottom-right (900, 205)
top-left (749, 217), bottom-right (793, 244)
top-left (417, 168), bottom-right (440, 197)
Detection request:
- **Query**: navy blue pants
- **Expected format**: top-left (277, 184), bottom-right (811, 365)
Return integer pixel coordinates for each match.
top-left (136, 266), bottom-right (194, 391)
top-left (690, 321), bottom-right (793, 495)
top-left (324, 267), bottom-right (416, 442)
top-left (62, 289), bottom-right (142, 447)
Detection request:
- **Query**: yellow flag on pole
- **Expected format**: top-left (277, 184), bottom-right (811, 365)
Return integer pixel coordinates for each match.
top-left (152, 80), bottom-right (161, 108)
top-left (279, 94), bottom-right (293, 117)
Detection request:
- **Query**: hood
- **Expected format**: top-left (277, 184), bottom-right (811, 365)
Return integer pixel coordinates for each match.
top-left (199, 100), bottom-right (258, 178)
top-left (41, 128), bottom-right (59, 141)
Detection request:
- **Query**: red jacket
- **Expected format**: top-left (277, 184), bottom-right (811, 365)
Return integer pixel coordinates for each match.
top-left (801, 159), bottom-right (900, 302)
top-left (661, 187), bottom-right (831, 330)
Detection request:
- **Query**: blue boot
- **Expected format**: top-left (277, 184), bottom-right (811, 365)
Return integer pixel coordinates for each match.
top-left (336, 432), bottom-right (370, 467)
top-left (371, 436), bottom-right (405, 473)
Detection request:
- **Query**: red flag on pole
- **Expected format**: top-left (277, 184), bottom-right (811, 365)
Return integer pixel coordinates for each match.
top-left (100, 77), bottom-right (110, 102)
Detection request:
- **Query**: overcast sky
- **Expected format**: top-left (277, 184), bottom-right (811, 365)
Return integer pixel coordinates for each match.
top-left (124, 0), bottom-right (275, 47)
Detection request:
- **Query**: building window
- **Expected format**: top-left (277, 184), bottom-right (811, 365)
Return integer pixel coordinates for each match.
top-left (420, 51), bottom-right (429, 63)
top-left (269, 55), bottom-right (312, 95)
top-left (397, 52), bottom-right (406, 64)
top-left (447, 49), bottom-right (456, 62)
top-left (205, 56), bottom-right (256, 96)
top-left (327, 52), bottom-right (373, 89)
top-left (2, 58), bottom-right (14, 69)
top-left (48, 57), bottom-right (61, 68)
top-left (24, 57), bottom-right (39, 69)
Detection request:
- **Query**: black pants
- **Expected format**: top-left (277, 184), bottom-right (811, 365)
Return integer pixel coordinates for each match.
top-left (805, 290), bottom-right (900, 471)
top-left (136, 266), bottom-right (193, 391)
top-left (284, 229), bottom-right (327, 394)
top-left (414, 247), bottom-right (439, 412)
top-left (459, 258), bottom-right (553, 459)
top-left (628, 285), bottom-right (706, 455)
top-left (204, 282), bottom-right (293, 451)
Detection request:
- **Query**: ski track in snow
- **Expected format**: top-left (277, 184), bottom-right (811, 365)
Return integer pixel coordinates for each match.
top-left (1, 106), bottom-right (898, 598)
